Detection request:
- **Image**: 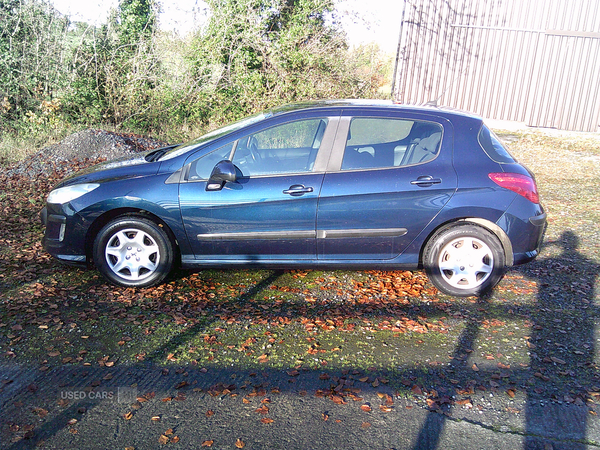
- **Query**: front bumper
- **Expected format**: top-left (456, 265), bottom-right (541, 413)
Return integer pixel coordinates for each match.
top-left (40, 205), bottom-right (88, 265)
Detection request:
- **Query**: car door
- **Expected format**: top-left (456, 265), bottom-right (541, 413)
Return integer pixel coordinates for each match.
top-left (317, 112), bottom-right (458, 260)
top-left (179, 115), bottom-right (338, 262)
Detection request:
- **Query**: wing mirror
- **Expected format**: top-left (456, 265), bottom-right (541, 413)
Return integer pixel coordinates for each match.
top-left (206, 160), bottom-right (238, 191)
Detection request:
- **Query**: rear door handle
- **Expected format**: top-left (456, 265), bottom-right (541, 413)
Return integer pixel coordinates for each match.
top-left (410, 176), bottom-right (442, 187)
top-left (283, 184), bottom-right (314, 196)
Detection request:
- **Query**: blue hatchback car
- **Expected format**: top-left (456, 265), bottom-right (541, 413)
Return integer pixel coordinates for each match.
top-left (41, 100), bottom-right (546, 297)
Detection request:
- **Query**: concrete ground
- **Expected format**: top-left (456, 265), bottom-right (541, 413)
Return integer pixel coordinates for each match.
top-left (1, 362), bottom-right (598, 449)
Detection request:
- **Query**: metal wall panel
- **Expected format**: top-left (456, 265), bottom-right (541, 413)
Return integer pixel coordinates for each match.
top-left (392, 0), bottom-right (600, 132)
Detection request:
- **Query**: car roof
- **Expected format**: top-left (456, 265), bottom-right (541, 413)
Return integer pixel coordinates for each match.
top-left (266, 99), bottom-right (484, 123)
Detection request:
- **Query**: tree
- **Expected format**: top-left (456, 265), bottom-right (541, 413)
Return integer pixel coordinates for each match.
top-left (0, 0), bottom-right (69, 125)
top-left (117, 0), bottom-right (156, 48)
top-left (187, 0), bottom-right (382, 123)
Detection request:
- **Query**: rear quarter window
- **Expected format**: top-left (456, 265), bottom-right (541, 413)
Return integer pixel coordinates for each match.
top-left (478, 125), bottom-right (516, 164)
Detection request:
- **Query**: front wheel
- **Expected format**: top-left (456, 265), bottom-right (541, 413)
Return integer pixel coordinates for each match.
top-left (93, 217), bottom-right (173, 288)
top-left (424, 224), bottom-right (505, 297)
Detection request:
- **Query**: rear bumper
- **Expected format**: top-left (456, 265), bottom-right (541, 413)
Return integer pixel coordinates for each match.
top-left (497, 200), bottom-right (546, 266)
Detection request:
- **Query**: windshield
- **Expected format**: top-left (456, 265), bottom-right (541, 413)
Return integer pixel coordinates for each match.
top-left (159, 111), bottom-right (272, 161)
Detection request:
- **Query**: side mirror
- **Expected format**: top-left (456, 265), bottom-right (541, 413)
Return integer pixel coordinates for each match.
top-left (206, 160), bottom-right (238, 191)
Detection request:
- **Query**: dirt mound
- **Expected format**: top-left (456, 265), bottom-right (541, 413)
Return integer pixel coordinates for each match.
top-left (7, 129), bottom-right (170, 178)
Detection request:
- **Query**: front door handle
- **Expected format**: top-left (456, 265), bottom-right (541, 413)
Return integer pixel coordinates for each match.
top-left (283, 184), bottom-right (314, 196)
top-left (410, 176), bottom-right (442, 187)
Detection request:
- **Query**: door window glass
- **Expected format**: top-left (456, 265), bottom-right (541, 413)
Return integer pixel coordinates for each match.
top-left (188, 142), bottom-right (235, 181)
top-left (341, 118), bottom-right (442, 170)
top-left (232, 118), bottom-right (328, 176)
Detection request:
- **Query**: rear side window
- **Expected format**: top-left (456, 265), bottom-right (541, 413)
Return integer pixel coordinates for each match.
top-left (341, 118), bottom-right (442, 170)
top-left (478, 125), bottom-right (516, 164)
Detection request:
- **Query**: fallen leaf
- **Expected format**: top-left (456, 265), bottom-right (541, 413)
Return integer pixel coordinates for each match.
top-left (235, 438), bottom-right (245, 448)
top-left (201, 440), bottom-right (214, 447)
top-left (33, 407), bottom-right (48, 417)
top-left (158, 435), bottom-right (169, 445)
top-left (331, 395), bottom-right (346, 404)
top-left (261, 418), bottom-right (274, 424)
top-left (360, 404), bottom-right (372, 412)
top-left (255, 405), bottom-right (269, 414)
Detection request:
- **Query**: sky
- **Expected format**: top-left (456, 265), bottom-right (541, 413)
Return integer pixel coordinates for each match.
top-left (49, 0), bottom-right (404, 54)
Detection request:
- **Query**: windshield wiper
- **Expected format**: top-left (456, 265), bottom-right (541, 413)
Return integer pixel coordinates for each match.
top-left (145, 144), bottom-right (180, 162)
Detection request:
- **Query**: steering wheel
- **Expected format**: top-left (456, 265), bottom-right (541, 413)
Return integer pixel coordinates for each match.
top-left (248, 136), bottom-right (261, 163)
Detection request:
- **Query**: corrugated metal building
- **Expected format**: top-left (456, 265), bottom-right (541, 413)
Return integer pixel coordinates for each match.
top-left (392, 0), bottom-right (600, 132)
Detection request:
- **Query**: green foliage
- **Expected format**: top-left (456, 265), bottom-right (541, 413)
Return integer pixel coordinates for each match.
top-left (0, 0), bottom-right (391, 153)
top-left (186, 0), bottom-right (378, 123)
top-left (0, 0), bottom-right (70, 127)
top-left (117, 0), bottom-right (156, 47)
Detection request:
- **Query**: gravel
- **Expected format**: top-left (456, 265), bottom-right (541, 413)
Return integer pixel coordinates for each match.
top-left (6, 129), bottom-right (170, 179)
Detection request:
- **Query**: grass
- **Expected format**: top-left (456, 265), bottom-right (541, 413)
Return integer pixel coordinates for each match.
top-left (0, 126), bottom-right (599, 405)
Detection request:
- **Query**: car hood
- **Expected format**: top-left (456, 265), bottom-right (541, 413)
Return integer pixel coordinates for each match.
top-left (54, 152), bottom-right (161, 188)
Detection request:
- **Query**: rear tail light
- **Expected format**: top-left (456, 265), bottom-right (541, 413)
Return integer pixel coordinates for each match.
top-left (489, 172), bottom-right (539, 204)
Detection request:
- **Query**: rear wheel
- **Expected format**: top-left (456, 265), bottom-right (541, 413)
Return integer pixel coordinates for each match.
top-left (424, 224), bottom-right (505, 297)
top-left (93, 217), bottom-right (173, 288)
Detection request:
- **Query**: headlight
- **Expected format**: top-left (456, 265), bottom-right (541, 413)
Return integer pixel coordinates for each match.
top-left (47, 183), bottom-right (100, 204)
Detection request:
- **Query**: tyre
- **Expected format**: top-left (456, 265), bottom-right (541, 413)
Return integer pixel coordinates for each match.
top-left (93, 216), bottom-right (173, 288)
top-left (424, 223), bottom-right (505, 297)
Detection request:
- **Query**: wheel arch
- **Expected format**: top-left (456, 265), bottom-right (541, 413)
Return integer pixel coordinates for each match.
top-left (420, 217), bottom-right (514, 267)
top-left (85, 208), bottom-right (181, 266)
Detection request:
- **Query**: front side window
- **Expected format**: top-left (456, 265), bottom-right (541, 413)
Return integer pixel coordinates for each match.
top-left (188, 142), bottom-right (235, 181)
top-left (232, 118), bottom-right (328, 176)
top-left (341, 118), bottom-right (442, 170)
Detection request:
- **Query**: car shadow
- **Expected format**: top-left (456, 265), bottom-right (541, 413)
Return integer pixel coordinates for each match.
top-left (410, 230), bottom-right (599, 449)
top-left (2, 233), bottom-right (599, 449)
